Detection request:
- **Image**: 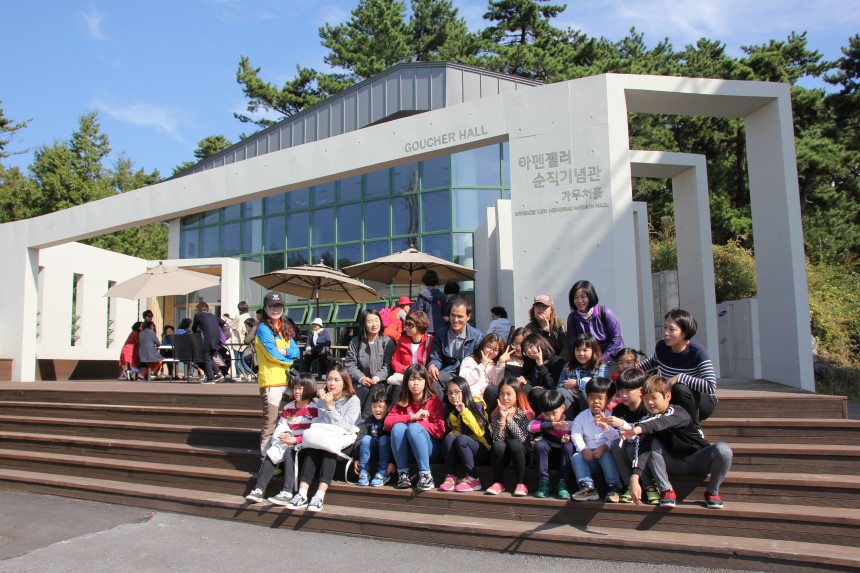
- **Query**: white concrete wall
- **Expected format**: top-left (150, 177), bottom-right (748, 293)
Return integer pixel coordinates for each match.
top-left (36, 243), bottom-right (146, 360)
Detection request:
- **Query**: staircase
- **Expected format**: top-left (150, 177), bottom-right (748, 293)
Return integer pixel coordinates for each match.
top-left (1, 381), bottom-right (859, 572)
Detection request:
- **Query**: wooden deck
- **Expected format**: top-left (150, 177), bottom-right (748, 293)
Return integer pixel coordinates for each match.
top-left (1, 378), bottom-right (858, 571)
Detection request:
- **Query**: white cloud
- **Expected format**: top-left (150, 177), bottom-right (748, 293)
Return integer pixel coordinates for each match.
top-left (82, 5), bottom-right (107, 40)
top-left (91, 98), bottom-right (183, 140)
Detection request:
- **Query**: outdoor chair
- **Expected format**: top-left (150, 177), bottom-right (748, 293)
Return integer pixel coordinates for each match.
top-left (172, 333), bottom-right (205, 383)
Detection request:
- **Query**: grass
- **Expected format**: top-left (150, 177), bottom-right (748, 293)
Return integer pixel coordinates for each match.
top-left (815, 362), bottom-right (860, 402)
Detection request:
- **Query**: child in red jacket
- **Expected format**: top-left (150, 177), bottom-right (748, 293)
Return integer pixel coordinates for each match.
top-left (384, 363), bottom-right (445, 491)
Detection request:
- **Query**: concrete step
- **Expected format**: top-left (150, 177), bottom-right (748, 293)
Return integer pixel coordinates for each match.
top-left (0, 468), bottom-right (858, 572)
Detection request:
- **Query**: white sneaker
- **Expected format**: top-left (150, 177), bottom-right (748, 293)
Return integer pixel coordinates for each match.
top-left (285, 493), bottom-right (308, 510)
top-left (244, 488), bottom-right (264, 503)
top-left (307, 495), bottom-right (324, 512)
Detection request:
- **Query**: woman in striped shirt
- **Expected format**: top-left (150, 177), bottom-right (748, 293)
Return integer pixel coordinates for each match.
top-left (639, 309), bottom-right (717, 425)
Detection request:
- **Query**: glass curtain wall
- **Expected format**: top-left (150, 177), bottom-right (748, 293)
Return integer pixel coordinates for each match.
top-left (178, 142), bottom-right (511, 322)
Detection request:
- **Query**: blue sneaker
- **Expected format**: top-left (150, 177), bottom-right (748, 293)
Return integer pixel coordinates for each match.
top-left (370, 470), bottom-right (390, 487)
top-left (357, 469), bottom-right (370, 486)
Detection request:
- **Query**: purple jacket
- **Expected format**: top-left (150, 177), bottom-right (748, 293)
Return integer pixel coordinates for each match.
top-left (566, 305), bottom-right (624, 363)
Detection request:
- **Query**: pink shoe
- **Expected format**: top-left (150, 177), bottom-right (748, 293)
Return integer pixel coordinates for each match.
top-left (513, 483), bottom-right (528, 497)
top-left (438, 475), bottom-right (457, 492)
top-left (454, 477), bottom-right (482, 492)
top-left (485, 482), bottom-right (504, 495)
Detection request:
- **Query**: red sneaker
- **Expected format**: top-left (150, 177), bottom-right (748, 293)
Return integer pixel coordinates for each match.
top-left (705, 491), bottom-right (724, 509)
top-left (659, 489), bottom-right (677, 507)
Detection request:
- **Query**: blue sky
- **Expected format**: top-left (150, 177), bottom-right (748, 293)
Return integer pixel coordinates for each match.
top-left (3, 0), bottom-right (859, 178)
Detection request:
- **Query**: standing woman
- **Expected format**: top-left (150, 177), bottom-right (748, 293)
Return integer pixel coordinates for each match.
top-left (566, 280), bottom-right (624, 364)
top-left (640, 308), bottom-right (717, 424)
top-left (344, 309), bottom-right (395, 417)
top-left (254, 291), bottom-right (301, 454)
top-left (388, 310), bottom-right (433, 389)
top-left (527, 294), bottom-right (571, 362)
top-left (285, 365), bottom-right (360, 513)
top-left (118, 322), bottom-right (143, 380)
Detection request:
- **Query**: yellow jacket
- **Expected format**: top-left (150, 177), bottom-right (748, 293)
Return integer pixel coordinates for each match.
top-left (254, 322), bottom-right (299, 388)
top-left (446, 396), bottom-right (491, 450)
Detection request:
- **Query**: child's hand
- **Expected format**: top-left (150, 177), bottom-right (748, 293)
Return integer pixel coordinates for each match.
top-left (387, 462), bottom-right (396, 474)
top-left (353, 460), bottom-right (361, 474)
top-left (593, 412), bottom-right (610, 431)
top-left (605, 415), bottom-right (622, 429)
top-left (563, 380), bottom-right (578, 390)
top-left (552, 420), bottom-right (568, 429)
top-left (561, 434), bottom-right (571, 443)
top-left (451, 430), bottom-right (461, 437)
top-left (620, 426), bottom-right (640, 441)
top-left (582, 449), bottom-right (594, 461)
top-left (498, 345), bottom-right (513, 364)
top-left (629, 477), bottom-right (643, 505)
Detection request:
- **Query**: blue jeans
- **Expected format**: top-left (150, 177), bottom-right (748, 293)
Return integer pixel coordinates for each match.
top-left (358, 434), bottom-right (391, 472)
top-left (390, 422), bottom-right (441, 474)
top-left (234, 350), bottom-right (253, 376)
top-left (571, 450), bottom-right (622, 489)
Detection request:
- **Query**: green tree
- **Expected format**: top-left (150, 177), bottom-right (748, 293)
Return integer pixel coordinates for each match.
top-left (172, 134), bottom-right (239, 175)
top-left (319, 0), bottom-right (412, 80)
top-left (482, 0), bottom-right (566, 46)
top-left (410, 0), bottom-right (476, 62)
top-left (0, 101), bottom-right (30, 159)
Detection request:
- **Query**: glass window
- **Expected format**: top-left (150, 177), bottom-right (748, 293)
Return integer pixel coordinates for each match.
top-left (422, 190), bottom-right (450, 233)
top-left (312, 304), bottom-right (333, 324)
top-left (180, 230), bottom-right (198, 258)
top-left (221, 204), bottom-right (241, 222)
top-left (392, 196), bottom-right (420, 236)
top-left (421, 155), bottom-right (450, 190)
top-left (339, 175), bottom-right (362, 202)
top-left (337, 243), bottom-right (361, 269)
top-left (452, 188), bottom-right (501, 230)
top-left (200, 226), bottom-right (220, 258)
top-left (201, 209), bottom-right (220, 226)
top-left (452, 145), bottom-right (500, 187)
top-left (286, 250), bottom-right (309, 267)
top-left (287, 212), bottom-right (309, 249)
top-left (221, 222), bottom-right (241, 256)
top-left (243, 199), bottom-right (263, 218)
top-left (334, 304), bottom-right (359, 322)
top-left (422, 234), bottom-right (451, 261)
top-left (286, 306), bottom-right (308, 324)
top-left (264, 215), bottom-right (285, 252)
top-left (502, 188), bottom-right (510, 200)
top-left (337, 203), bottom-right (362, 242)
top-left (453, 233), bottom-right (474, 267)
top-left (181, 214), bottom-right (201, 229)
top-left (393, 162), bottom-right (419, 195)
top-left (363, 199), bottom-right (389, 240)
top-left (311, 208), bottom-right (335, 245)
top-left (264, 193), bottom-right (286, 214)
top-left (392, 237), bottom-right (415, 252)
top-left (286, 187), bottom-right (309, 211)
top-left (502, 141), bottom-right (511, 188)
top-left (242, 219), bottom-right (263, 254)
top-left (312, 182), bottom-right (335, 207)
top-left (364, 301), bottom-right (387, 313)
top-left (312, 247), bottom-right (334, 268)
top-left (365, 169), bottom-right (389, 198)
top-left (364, 240), bottom-right (389, 260)
top-left (264, 252), bottom-right (285, 272)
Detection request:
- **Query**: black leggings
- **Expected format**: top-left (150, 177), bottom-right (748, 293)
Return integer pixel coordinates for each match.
top-left (670, 383), bottom-right (717, 424)
top-left (299, 448), bottom-right (339, 486)
top-left (490, 439), bottom-right (529, 484)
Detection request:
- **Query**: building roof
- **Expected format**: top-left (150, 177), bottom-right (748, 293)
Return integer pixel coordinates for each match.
top-left (171, 62), bottom-right (541, 179)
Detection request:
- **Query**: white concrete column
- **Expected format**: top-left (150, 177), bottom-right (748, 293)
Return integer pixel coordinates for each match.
top-left (745, 96), bottom-right (814, 391)
top-left (632, 202), bottom-right (655, 353)
top-left (0, 222), bottom-right (39, 381)
top-left (672, 158), bottom-right (719, 366)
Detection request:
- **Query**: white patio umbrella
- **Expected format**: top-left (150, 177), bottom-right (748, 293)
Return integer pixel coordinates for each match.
top-left (251, 261), bottom-right (382, 317)
top-left (104, 262), bottom-right (221, 300)
top-left (343, 247), bottom-right (476, 297)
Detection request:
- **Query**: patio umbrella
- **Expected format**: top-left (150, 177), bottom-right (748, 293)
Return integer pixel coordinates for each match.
top-left (104, 262), bottom-right (221, 300)
top-left (250, 261), bottom-right (381, 317)
top-left (343, 247), bottom-right (476, 297)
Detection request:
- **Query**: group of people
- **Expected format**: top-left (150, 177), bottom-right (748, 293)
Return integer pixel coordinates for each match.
top-left (243, 277), bottom-right (732, 514)
top-left (118, 302), bottom-right (258, 383)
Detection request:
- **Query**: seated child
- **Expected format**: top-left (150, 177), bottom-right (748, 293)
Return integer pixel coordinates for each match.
top-left (621, 375), bottom-right (733, 509)
top-left (439, 376), bottom-right (491, 492)
top-left (570, 377), bottom-right (623, 502)
top-left (605, 368), bottom-right (659, 504)
top-left (244, 374), bottom-right (318, 504)
top-left (355, 387), bottom-right (395, 487)
top-left (557, 333), bottom-right (605, 412)
top-left (529, 390), bottom-right (575, 499)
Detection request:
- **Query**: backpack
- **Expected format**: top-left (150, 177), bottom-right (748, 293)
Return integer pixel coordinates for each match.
top-left (379, 306), bottom-right (396, 328)
top-left (383, 317), bottom-right (403, 341)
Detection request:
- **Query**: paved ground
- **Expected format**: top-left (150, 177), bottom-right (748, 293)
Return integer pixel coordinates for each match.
top-left (0, 491), bottom-right (756, 573)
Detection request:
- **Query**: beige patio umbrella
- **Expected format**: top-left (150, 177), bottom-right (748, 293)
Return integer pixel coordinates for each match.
top-left (343, 247), bottom-right (476, 297)
top-left (251, 261), bottom-right (382, 317)
top-left (104, 262), bottom-right (221, 300)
